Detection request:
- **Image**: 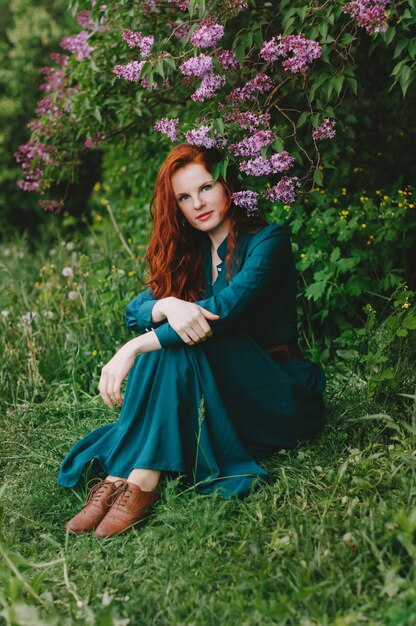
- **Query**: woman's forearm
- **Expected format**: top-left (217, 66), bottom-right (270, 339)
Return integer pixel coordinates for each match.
top-left (127, 330), bottom-right (163, 356)
top-left (151, 297), bottom-right (177, 323)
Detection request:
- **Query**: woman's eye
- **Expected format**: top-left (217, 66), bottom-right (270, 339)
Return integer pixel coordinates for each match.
top-left (203, 185), bottom-right (212, 191)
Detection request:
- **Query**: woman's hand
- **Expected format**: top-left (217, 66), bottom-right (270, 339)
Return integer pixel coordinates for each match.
top-left (159, 297), bottom-right (220, 345)
top-left (98, 342), bottom-right (138, 410)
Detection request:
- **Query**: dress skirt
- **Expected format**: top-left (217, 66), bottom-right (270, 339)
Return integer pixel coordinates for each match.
top-left (57, 328), bottom-right (326, 499)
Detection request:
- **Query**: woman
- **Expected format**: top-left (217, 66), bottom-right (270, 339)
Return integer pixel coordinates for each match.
top-left (58, 143), bottom-right (326, 538)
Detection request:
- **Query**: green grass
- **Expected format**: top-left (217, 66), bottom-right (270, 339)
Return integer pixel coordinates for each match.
top-left (1, 228), bottom-right (415, 626)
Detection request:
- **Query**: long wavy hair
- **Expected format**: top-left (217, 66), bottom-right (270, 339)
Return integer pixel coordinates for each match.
top-left (144, 143), bottom-right (269, 301)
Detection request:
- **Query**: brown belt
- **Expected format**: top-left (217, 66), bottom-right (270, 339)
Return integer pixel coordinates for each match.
top-left (266, 338), bottom-right (303, 362)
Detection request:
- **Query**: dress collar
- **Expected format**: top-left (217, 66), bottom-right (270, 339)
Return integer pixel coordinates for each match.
top-left (202, 228), bottom-right (250, 262)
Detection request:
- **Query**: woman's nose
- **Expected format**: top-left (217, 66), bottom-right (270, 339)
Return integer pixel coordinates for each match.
top-left (194, 195), bottom-right (205, 209)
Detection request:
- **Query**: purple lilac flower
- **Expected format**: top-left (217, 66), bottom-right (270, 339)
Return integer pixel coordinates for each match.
top-left (217, 49), bottom-right (239, 71)
top-left (191, 73), bottom-right (226, 101)
top-left (49, 52), bottom-right (69, 67)
top-left (229, 130), bottom-right (276, 157)
top-left (60, 31), bottom-right (95, 61)
top-left (269, 152), bottom-right (296, 171)
top-left (154, 117), bottom-right (180, 141)
top-left (229, 72), bottom-right (274, 103)
top-left (228, 0), bottom-right (249, 8)
top-left (239, 152), bottom-right (295, 176)
top-left (114, 60), bottom-right (145, 81)
top-left (343, 0), bottom-right (390, 34)
top-left (39, 66), bottom-right (66, 93)
top-left (140, 77), bottom-right (159, 90)
top-left (232, 190), bottom-right (259, 216)
top-left (171, 22), bottom-right (190, 40)
top-left (84, 133), bottom-right (103, 149)
top-left (223, 110), bottom-right (271, 132)
top-left (76, 10), bottom-right (95, 30)
top-left (263, 176), bottom-right (301, 204)
top-left (39, 199), bottom-right (63, 213)
top-left (143, 0), bottom-right (157, 10)
top-left (238, 157), bottom-right (272, 176)
top-left (260, 34), bottom-right (321, 74)
top-left (35, 96), bottom-right (60, 116)
top-left (190, 20), bottom-right (224, 48)
top-left (185, 125), bottom-right (217, 148)
top-left (179, 54), bottom-right (213, 77)
top-left (168, 0), bottom-right (189, 10)
top-left (122, 29), bottom-right (155, 56)
top-left (15, 142), bottom-right (55, 191)
top-left (312, 118), bottom-right (336, 141)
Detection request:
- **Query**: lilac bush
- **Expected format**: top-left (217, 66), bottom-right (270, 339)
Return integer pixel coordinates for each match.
top-left (15, 0), bottom-right (412, 214)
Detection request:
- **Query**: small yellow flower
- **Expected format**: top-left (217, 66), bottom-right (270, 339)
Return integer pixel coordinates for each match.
top-left (93, 182), bottom-right (101, 192)
top-left (341, 187), bottom-right (347, 195)
top-left (398, 202), bottom-right (403, 207)
top-left (375, 190), bottom-right (381, 195)
top-left (409, 203), bottom-right (414, 208)
top-left (300, 253), bottom-right (306, 258)
top-left (333, 198), bottom-right (338, 204)
top-left (91, 349), bottom-right (97, 356)
top-left (283, 204), bottom-right (290, 210)
top-left (383, 195), bottom-right (389, 200)
top-left (361, 223), bottom-right (366, 228)
top-left (127, 238), bottom-right (132, 243)
top-left (103, 184), bottom-right (110, 191)
top-left (100, 198), bottom-right (109, 206)
top-left (95, 214), bottom-right (103, 222)
top-left (402, 302), bottom-right (411, 309)
top-left (34, 281), bottom-right (40, 288)
top-left (128, 271), bottom-right (135, 277)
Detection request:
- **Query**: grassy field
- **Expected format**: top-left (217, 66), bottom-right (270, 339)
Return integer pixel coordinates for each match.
top-left (1, 227), bottom-right (415, 626)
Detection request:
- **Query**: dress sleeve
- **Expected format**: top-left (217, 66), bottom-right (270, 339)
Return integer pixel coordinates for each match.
top-left (153, 224), bottom-right (290, 349)
top-left (125, 287), bottom-right (162, 333)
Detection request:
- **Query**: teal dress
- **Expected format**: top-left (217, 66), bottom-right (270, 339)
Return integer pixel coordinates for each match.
top-left (57, 223), bottom-right (326, 498)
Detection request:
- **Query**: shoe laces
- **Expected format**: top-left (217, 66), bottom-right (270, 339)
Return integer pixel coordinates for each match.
top-left (104, 480), bottom-right (129, 507)
top-left (109, 483), bottom-right (132, 509)
top-left (83, 477), bottom-right (126, 508)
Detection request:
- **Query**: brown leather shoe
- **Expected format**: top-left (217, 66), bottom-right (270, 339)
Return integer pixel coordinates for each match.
top-left (65, 478), bottom-right (127, 534)
top-left (94, 481), bottom-right (160, 538)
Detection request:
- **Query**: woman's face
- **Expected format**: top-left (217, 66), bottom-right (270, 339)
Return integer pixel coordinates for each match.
top-left (171, 162), bottom-right (230, 234)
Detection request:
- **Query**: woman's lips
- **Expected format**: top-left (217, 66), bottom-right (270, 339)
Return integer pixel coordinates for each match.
top-left (196, 211), bottom-right (214, 221)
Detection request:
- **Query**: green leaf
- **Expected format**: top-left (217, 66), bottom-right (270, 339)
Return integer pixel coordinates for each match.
top-left (155, 60), bottom-right (165, 79)
top-left (313, 169), bottom-right (323, 186)
top-left (93, 106), bottom-right (102, 124)
top-left (305, 281), bottom-right (327, 301)
top-left (403, 315), bottom-right (416, 330)
top-left (211, 162), bottom-right (221, 182)
top-left (330, 247), bottom-right (340, 263)
top-left (339, 33), bottom-right (356, 47)
top-left (220, 159), bottom-right (229, 181)
top-left (333, 74), bottom-right (344, 96)
top-left (347, 76), bottom-right (358, 95)
top-left (296, 111), bottom-right (310, 129)
top-left (393, 39), bottom-right (409, 59)
top-left (189, 0), bottom-right (198, 18)
top-left (272, 138), bottom-right (284, 151)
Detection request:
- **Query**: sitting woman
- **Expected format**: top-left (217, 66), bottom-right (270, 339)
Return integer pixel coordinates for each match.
top-left (58, 143), bottom-right (326, 538)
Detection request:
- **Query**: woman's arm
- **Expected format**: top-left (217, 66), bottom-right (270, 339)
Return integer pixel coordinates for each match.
top-left (125, 287), bottom-right (168, 332)
top-left (152, 225), bottom-right (291, 349)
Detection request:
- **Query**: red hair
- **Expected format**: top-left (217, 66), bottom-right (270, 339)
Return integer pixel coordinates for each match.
top-left (144, 143), bottom-right (269, 302)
